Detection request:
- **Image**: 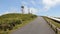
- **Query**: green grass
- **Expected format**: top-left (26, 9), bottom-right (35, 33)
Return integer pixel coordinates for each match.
top-left (0, 13), bottom-right (37, 34)
top-left (43, 16), bottom-right (60, 28)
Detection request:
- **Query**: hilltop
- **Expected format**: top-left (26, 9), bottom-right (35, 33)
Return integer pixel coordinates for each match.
top-left (0, 13), bottom-right (37, 34)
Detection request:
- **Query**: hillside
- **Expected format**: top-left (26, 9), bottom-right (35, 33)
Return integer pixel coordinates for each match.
top-left (0, 13), bottom-right (37, 23)
top-left (0, 13), bottom-right (37, 34)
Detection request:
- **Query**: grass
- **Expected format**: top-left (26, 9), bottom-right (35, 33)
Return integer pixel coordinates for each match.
top-left (43, 16), bottom-right (60, 28)
top-left (0, 13), bottom-right (37, 34)
top-left (9, 17), bottom-right (36, 34)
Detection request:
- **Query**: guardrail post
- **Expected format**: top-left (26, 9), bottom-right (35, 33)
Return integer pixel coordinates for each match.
top-left (57, 28), bottom-right (60, 34)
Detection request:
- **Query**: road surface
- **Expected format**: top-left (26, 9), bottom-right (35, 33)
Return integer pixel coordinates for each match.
top-left (11, 17), bottom-right (55, 34)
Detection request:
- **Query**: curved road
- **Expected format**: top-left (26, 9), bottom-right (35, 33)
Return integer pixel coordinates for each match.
top-left (11, 17), bottom-right (55, 34)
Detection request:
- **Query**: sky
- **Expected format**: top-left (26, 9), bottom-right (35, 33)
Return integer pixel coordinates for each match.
top-left (0, 0), bottom-right (60, 17)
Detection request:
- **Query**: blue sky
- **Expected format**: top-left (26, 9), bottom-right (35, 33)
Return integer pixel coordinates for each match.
top-left (0, 0), bottom-right (60, 17)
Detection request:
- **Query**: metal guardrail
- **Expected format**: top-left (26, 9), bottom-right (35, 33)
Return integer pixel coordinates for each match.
top-left (47, 16), bottom-right (60, 34)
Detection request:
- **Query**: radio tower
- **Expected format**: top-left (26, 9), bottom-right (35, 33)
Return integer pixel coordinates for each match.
top-left (21, 5), bottom-right (24, 14)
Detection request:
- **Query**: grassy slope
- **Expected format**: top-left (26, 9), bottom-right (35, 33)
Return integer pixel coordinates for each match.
top-left (0, 13), bottom-right (37, 34)
top-left (43, 16), bottom-right (60, 28)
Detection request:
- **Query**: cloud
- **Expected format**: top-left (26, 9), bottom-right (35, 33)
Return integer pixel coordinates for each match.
top-left (29, 7), bottom-right (39, 14)
top-left (23, 6), bottom-right (39, 15)
top-left (42, 0), bottom-right (60, 11)
top-left (21, 1), bottom-right (40, 14)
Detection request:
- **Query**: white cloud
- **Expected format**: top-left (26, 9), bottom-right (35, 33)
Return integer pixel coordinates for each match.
top-left (42, 0), bottom-right (60, 11)
top-left (23, 6), bottom-right (39, 15)
top-left (29, 7), bottom-right (38, 14)
top-left (21, 1), bottom-right (39, 14)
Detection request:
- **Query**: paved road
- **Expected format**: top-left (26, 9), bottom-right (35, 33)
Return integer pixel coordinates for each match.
top-left (11, 17), bottom-right (55, 34)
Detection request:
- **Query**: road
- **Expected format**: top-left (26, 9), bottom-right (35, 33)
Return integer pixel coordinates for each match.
top-left (11, 17), bottom-right (55, 34)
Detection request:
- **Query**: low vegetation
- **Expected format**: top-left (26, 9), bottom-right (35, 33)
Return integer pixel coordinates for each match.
top-left (0, 13), bottom-right (37, 34)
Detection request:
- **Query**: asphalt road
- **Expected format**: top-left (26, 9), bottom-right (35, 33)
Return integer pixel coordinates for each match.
top-left (11, 17), bottom-right (55, 34)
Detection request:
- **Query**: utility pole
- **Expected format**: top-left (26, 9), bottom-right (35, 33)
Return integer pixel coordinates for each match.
top-left (21, 6), bottom-right (24, 14)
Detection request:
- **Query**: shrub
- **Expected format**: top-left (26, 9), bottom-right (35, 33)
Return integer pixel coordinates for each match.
top-left (8, 19), bottom-right (22, 30)
top-left (0, 24), bottom-right (2, 30)
top-left (15, 20), bottom-right (22, 24)
top-left (2, 23), bottom-right (8, 31)
top-left (8, 24), bottom-right (13, 30)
